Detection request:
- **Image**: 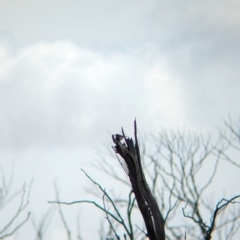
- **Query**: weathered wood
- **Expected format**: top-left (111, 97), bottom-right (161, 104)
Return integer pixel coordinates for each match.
top-left (112, 120), bottom-right (165, 240)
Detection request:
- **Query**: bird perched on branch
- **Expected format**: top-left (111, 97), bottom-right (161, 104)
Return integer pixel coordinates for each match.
top-left (112, 134), bottom-right (124, 144)
top-left (115, 134), bottom-right (124, 141)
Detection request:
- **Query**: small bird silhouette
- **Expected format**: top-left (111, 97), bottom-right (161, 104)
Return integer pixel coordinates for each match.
top-left (115, 134), bottom-right (124, 141)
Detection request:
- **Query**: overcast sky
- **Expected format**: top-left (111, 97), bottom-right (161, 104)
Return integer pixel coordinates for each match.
top-left (0, 0), bottom-right (240, 239)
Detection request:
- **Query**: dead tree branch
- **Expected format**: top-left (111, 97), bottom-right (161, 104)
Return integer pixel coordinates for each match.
top-left (112, 120), bottom-right (165, 240)
top-left (54, 182), bottom-right (72, 240)
top-left (0, 181), bottom-right (32, 239)
top-left (49, 169), bottom-right (135, 239)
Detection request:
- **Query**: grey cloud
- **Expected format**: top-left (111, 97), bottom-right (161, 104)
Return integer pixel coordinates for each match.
top-left (1, 35), bottom-right (239, 150)
top-left (1, 0), bottom-right (239, 49)
top-left (0, 2), bottom-right (239, 239)
top-left (0, 0), bottom-right (239, 148)
top-left (0, 42), bottom-right (175, 149)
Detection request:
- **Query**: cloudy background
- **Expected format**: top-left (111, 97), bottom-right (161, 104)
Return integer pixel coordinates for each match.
top-left (0, 0), bottom-right (240, 239)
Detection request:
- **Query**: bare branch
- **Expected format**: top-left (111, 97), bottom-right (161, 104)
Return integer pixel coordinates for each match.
top-left (0, 181), bottom-right (32, 239)
top-left (32, 206), bottom-right (55, 240)
top-left (103, 191), bottom-right (120, 240)
top-left (54, 182), bottom-right (72, 240)
top-left (49, 169), bottom-right (133, 239)
top-left (112, 120), bottom-right (165, 240)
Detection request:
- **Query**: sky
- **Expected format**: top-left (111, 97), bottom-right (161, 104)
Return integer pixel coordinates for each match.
top-left (0, 0), bottom-right (240, 239)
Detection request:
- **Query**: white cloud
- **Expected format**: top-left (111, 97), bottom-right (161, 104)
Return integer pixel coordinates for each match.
top-left (0, 1), bottom-right (239, 239)
top-left (1, 0), bottom-right (239, 49)
top-left (0, 41), bottom-right (188, 149)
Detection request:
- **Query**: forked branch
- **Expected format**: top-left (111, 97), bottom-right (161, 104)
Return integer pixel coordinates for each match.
top-left (112, 120), bottom-right (165, 240)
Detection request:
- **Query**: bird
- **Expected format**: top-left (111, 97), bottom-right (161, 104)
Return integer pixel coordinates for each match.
top-left (115, 134), bottom-right (124, 141)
